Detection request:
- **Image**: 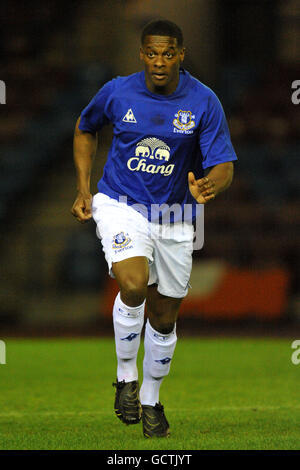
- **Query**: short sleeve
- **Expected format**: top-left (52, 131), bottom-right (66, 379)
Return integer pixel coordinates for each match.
top-left (78, 80), bottom-right (115, 133)
top-left (199, 91), bottom-right (237, 169)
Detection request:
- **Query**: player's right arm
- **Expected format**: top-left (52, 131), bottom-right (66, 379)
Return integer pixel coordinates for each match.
top-left (71, 116), bottom-right (98, 223)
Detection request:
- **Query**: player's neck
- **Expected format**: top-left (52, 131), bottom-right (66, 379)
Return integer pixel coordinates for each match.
top-left (144, 74), bottom-right (180, 96)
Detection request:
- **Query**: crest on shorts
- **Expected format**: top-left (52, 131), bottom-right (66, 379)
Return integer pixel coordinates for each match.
top-left (112, 232), bottom-right (132, 250)
top-left (173, 110), bottom-right (195, 132)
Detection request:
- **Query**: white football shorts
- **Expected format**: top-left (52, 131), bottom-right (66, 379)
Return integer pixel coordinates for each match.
top-left (92, 192), bottom-right (194, 298)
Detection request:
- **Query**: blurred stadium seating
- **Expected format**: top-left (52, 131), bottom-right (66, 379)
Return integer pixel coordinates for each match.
top-left (0, 0), bottom-right (112, 224)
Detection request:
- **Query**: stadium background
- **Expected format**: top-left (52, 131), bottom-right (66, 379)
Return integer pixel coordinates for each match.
top-left (0, 0), bottom-right (299, 337)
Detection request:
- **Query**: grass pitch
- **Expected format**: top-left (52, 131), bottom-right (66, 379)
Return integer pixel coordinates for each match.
top-left (0, 336), bottom-right (299, 450)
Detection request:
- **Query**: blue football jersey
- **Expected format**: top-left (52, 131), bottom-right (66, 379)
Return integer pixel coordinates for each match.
top-left (79, 68), bottom-right (237, 222)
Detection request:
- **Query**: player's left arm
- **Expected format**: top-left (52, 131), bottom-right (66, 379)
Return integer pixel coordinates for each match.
top-left (191, 89), bottom-right (237, 204)
top-left (188, 161), bottom-right (234, 204)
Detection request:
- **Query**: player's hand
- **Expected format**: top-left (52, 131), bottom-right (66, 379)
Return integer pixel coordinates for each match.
top-left (71, 192), bottom-right (93, 223)
top-left (188, 172), bottom-right (216, 204)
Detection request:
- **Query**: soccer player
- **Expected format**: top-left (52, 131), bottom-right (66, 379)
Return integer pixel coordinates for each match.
top-left (71, 19), bottom-right (237, 438)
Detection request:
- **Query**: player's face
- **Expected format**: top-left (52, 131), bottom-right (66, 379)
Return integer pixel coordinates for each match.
top-left (140, 35), bottom-right (185, 95)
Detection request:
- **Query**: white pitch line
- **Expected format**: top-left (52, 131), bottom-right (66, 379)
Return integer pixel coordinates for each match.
top-left (0, 405), bottom-right (299, 419)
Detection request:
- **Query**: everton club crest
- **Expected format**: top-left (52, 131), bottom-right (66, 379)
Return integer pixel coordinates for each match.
top-left (173, 110), bottom-right (195, 134)
top-left (112, 232), bottom-right (132, 250)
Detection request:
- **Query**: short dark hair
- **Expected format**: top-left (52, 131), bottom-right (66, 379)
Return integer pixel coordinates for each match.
top-left (141, 19), bottom-right (183, 48)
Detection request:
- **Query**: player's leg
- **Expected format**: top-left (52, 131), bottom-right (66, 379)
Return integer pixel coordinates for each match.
top-left (112, 256), bottom-right (148, 382)
top-left (112, 256), bottom-right (149, 307)
top-left (111, 256), bottom-right (149, 424)
top-left (140, 222), bottom-right (194, 437)
top-left (145, 284), bottom-right (182, 333)
top-left (141, 285), bottom-right (181, 406)
top-left (92, 194), bottom-right (153, 425)
top-left (140, 285), bottom-right (182, 437)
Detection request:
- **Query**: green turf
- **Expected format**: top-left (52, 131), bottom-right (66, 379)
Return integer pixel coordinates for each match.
top-left (0, 336), bottom-right (299, 450)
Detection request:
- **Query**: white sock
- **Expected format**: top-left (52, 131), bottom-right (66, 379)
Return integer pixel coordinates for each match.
top-left (113, 292), bottom-right (145, 383)
top-left (140, 319), bottom-right (177, 406)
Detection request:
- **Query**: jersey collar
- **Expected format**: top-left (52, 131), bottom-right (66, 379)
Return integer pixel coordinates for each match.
top-left (140, 68), bottom-right (188, 100)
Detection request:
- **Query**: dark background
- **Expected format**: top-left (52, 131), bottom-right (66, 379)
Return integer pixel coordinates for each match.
top-left (0, 0), bottom-right (299, 336)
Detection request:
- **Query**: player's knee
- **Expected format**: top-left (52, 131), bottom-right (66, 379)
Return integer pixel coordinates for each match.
top-left (152, 320), bottom-right (175, 335)
top-left (120, 277), bottom-right (147, 306)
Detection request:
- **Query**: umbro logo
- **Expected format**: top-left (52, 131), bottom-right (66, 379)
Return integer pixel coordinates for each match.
top-left (154, 357), bottom-right (172, 365)
top-left (122, 108), bottom-right (137, 123)
top-left (120, 333), bottom-right (139, 341)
